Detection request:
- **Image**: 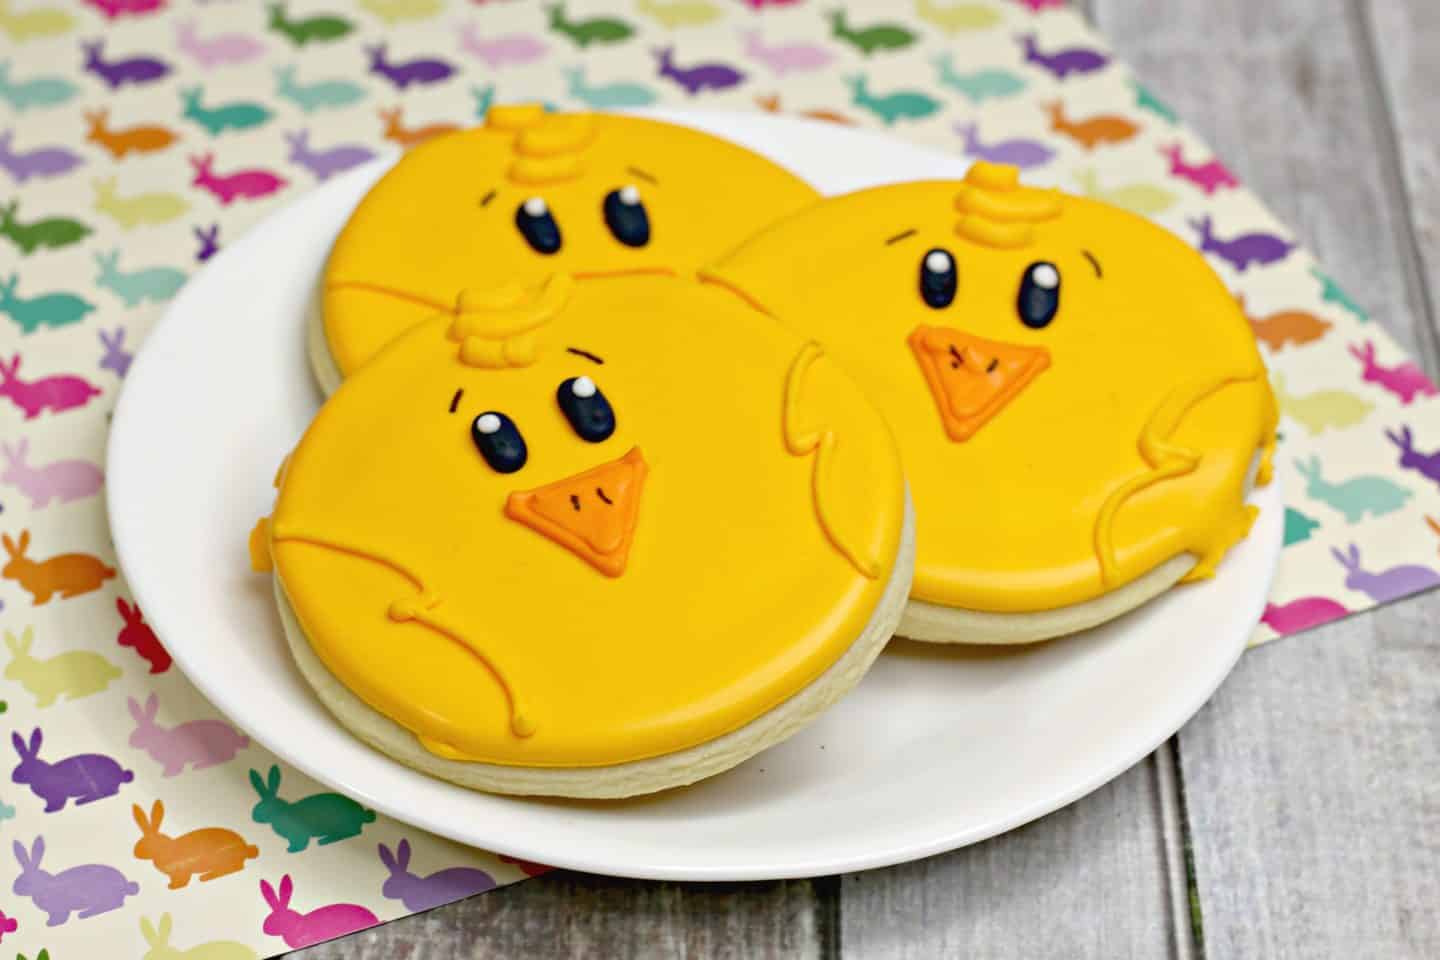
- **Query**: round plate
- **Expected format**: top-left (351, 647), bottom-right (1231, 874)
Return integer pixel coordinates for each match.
top-left (108, 111), bottom-right (1282, 881)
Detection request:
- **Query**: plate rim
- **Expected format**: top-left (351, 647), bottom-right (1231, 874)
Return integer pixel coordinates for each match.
top-left (107, 110), bottom-right (1281, 880)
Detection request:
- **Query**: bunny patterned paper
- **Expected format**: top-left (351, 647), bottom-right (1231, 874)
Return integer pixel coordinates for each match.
top-left (2, 0), bottom-right (1439, 954)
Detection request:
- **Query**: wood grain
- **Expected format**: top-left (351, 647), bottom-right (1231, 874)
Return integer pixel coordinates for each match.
top-left (838, 758), bottom-right (1181, 959)
top-left (1093, 0), bottom-right (1434, 361)
top-left (285, 2), bottom-right (1440, 957)
top-left (284, 873), bottom-right (825, 959)
top-left (1365, 0), bottom-right (1440, 344)
top-left (1097, 1), bottom-right (1440, 957)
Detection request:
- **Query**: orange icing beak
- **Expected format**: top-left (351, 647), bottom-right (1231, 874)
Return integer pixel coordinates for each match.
top-left (504, 447), bottom-right (648, 577)
top-left (908, 325), bottom-right (1051, 442)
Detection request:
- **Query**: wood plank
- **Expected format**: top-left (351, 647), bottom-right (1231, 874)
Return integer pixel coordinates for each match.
top-left (1365, 0), bottom-right (1440, 342)
top-left (1093, 0), bottom-right (1434, 361)
top-left (284, 874), bottom-right (825, 959)
top-left (839, 757), bottom-right (1181, 959)
top-left (1171, 596), bottom-right (1440, 959)
top-left (1096, 0), bottom-right (1440, 956)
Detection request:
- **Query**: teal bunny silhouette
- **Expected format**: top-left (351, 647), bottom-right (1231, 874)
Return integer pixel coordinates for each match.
top-left (248, 765), bottom-right (375, 852)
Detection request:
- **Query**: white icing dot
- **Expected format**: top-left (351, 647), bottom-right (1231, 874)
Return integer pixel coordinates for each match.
top-left (476, 413), bottom-right (502, 435)
top-left (572, 375), bottom-right (597, 398)
top-left (618, 184), bottom-right (641, 206)
top-left (925, 250), bottom-right (953, 274)
top-left (523, 196), bottom-right (547, 217)
top-left (1032, 263), bottom-right (1060, 289)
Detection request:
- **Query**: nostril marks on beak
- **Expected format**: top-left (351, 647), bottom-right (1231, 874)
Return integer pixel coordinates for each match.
top-left (570, 494), bottom-right (581, 512)
top-left (986, 357), bottom-right (998, 374)
top-left (596, 487), bottom-right (613, 505)
top-left (949, 345), bottom-right (964, 369)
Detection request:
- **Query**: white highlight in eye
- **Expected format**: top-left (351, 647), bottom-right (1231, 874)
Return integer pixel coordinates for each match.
top-left (572, 375), bottom-right (597, 398)
top-left (522, 196), bottom-right (547, 217)
top-left (925, 249), bottom-right (953, 274)
top-left (618, 184), bottom-right (641, 206)
top-left (1032, 263), bottom-right (1060, 289)
top-left (475, 413), bottom-right (502, 435)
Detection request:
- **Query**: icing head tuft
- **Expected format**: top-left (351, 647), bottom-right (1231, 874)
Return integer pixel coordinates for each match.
top-left (447, 273), bottom-right (575, 368)
top-left (953, 162), bottom-right (1064, 249)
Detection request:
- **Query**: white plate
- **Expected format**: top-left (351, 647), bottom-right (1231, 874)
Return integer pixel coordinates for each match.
top-left (108, 111), bottom-right (1281, 881)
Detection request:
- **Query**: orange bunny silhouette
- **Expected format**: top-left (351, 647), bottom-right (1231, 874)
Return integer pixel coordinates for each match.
top-left (754, 93), bottom-right (854, 125)
top-left (378, 106), bottom-right (457, 148)
top-left (83, 108), bottom-right (178, 159)
top-left (1044, 100), bottom-right (1139, 149)
top-left (2, 530), bottom-right (115, 604)
top-left (132, 800), bottom-right (259, 889)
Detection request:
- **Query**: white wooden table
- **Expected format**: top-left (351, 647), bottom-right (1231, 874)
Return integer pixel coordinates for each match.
top-left (288, 2), bottom-right (1440, 955)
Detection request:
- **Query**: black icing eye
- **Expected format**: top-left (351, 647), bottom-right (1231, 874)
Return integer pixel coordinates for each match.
top-left (919, 248), bottom-right (957, 308)
top-left (515, 196), bottom-right (561, 255)
top-left (471, 412), bottom-right (528, 473)
top-left (1017, 261), bottom-right (1061, 329)
top-left (603, 185), bottom-right (650, 248)
top-left (557, 376), bottom-right (615, 442)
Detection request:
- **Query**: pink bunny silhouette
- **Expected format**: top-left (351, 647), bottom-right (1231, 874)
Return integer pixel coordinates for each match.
top-left (0, 354), bottom-right (100, 419)
top-left (259, 874), bottom-right (378, 949)
top-left (1, 438), bottom-right (103, 508)
top-left (1349, 341), bottom-right (1437, 405)
top-left (127, 694), bottom-right (248, 776)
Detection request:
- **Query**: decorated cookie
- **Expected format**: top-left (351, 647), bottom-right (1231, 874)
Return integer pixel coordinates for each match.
top-left (255, 274), bottom-right (912, 798)
top-left (313, 107), bottom-right (819, 391)
top-left (704, 162), bottom-right (1277, 644)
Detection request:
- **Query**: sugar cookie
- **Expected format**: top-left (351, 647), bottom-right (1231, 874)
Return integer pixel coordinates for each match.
top-left (256, 275), bottom-right (912, 797)
top-left (313, 109), bottom-right (819, 392)
top-left (705, 162), bottom-right (1277, 644)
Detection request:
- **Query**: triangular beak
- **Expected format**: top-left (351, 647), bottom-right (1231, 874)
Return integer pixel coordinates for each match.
top-left (504, 447), bottom-right (647, 577)
top-left (908, 325), bottom-right (1050, 442)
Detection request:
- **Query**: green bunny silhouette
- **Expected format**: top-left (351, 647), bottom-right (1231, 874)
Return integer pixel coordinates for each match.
top-left (248, 765), bottom-right (375, 853)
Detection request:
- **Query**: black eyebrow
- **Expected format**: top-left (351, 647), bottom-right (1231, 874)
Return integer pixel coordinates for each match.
top-left (567, 347), bottom-right (604, 365)
top-left (1082, 250), bottom-right (1102, 278)
top-left (479, 189), bottom-right (496, 207)
top-left (885, 228), bottom-right (918, 246)
top-left (449, 388), bottom-right (463, 413)
top-left (625, 166), bottom-right (658, 185)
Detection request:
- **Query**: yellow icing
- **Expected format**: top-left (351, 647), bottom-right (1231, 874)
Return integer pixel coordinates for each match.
top-left (705, 165), bottom-right (1277, 614)
top-left (509, 152), bottom-right (585, 186)
top-left (265, 275), bottom-right (906, 766)
top-left (484, 103), bottom-right (546, 131)
top-left (953, 163), bottom-right (1063, 248)
top-left (782, 342), bottom-right (882, 580)
top-left (321, 110), bottom-right (820, 379)
top-left (447, 273), bottom-right (574, 369)
top-left (514, 113), bottom-right (597, 157)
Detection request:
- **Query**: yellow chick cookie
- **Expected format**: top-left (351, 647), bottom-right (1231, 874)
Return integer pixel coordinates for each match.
top-left (313, 107), bottom-right (819, 391)
top-left (705, 162), bottom-right (1277, 644)
top-left (259, 274), bottom-right (912, 798)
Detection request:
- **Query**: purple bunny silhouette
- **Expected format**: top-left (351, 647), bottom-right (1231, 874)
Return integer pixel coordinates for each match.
top-left (1017, 33), bottom-right (1109, 79)
top-left (11, 729), bottom-right (133, 813)
top-left (654, 47), bottom-right (745, 95)
top-left (366, 44), bottom-right (454, 89)
top-left (13, 836), bottom-right (139, 926)
top-left (81, 40), bottom-right (171, 89)
top-left (378, 839), bottom-right (495, 911)
top-left (1330, 543), bottom-right (1440, 604)
top-left (1385, 426), bottom-right (1440, 487)
top-left (193, 223), bottom-right (220, 262)
top-left (954, 122), bottom-right (1055, 169)
top-left (1189, 214), bottom-right (1294, 272)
